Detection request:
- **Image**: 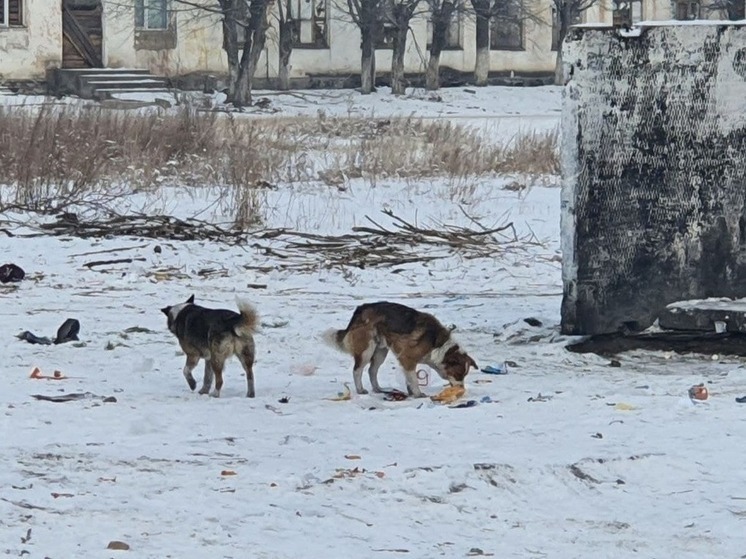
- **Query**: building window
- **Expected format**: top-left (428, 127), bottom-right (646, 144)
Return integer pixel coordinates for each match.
top-left (675, 0), bottom-right (699, 18)
top-left (135, 0), bottom-right (168, 30)
top-left (290, 0), bottom-right (328, 47)
top-left (551, 7), bottom-right (582, 51)
top-left (612, 0), bottom-right (643, 25)
top-left (0, 0), bottom-right (23, 26)
top-left (376, 19), bottom-right (397, 49)
top-left (426, 12), bottom-right (463, 50)
top-left (490, 0), bottom-right (523, 51)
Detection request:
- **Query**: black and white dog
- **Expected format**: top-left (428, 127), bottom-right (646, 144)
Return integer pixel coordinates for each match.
top-left (161, 295), bottom-right (258, 398)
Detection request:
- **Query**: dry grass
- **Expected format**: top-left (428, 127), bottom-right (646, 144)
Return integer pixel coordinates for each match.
top-left (0, 102), bottom-right (559, 226)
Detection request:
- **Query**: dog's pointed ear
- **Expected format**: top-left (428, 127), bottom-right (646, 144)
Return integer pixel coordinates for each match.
top-left (187, 294), bottom-right (195, 304)
top-left (161, 306), bottom-right (171, 316)
top-left (468, 356), bottom-right (478, 371)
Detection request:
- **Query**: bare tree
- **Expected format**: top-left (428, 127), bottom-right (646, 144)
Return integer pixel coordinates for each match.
top-left (115, 0), bottom-right (269, 106)
top-left (469, 0), bottom-right (492, 86)
top-left (703, 0), bottom-right (745, 19)
top-left (425, 0), bottom-right (463, 90)
top-left (220, 0), bottom-right (271, 106)
top-left (276, 0), bottom-right (295, 90)
top-left (552, 0), bottom-right (597, 84)
top-left (468, 0), bottom-right (543, 86)
top-left (386, 0), bottom-right (423, 94)
top-left (341, 0), bottom-right (384, 93)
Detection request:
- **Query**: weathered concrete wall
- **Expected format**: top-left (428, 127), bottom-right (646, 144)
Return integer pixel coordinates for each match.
top-left (0, 0), bottom-right (62, 80)
top-left (561, 23), bottom-right (746, 335)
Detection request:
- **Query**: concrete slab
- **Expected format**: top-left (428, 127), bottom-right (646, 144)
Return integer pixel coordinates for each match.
top-left (658, 298), bottom-right (746, 333)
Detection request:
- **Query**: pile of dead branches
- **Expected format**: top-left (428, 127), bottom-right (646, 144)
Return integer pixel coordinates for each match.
top-left (6, 209), bottom-right (543, 271)
top-left (6, 213), bottom-right (247, 244)
top-left (246, 209), bottom-right (542, 271)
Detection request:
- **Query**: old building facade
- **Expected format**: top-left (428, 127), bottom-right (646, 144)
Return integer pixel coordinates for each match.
top-left (0, 0), bottom-right (743, 85)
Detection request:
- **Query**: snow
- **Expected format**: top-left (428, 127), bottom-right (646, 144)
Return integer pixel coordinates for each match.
top-left (2, 86), bottom-right (746, 558)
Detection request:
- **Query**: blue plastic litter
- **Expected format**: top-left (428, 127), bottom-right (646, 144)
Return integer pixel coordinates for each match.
top-left (481, 363), bottom-right (509, 375)
top-left (450, 400), bottom-right (477, 409)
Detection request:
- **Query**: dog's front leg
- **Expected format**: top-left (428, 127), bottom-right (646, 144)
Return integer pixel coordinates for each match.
top-left (404, 368), bottom-right (425, 398)
top-left (183, 354), bottom-right (199, 391)
top-left (198, 360), bottom-right (214, 395)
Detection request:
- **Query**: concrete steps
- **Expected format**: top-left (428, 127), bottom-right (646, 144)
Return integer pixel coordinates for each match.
top-left (49, 68), bottom-right (172, 100)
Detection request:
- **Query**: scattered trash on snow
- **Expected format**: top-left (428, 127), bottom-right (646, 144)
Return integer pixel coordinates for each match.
top-left (449, 400), bottom-right (477, 409)
top-left (326, 383), bottom-right (352, 401)
top-left (292, 364), bottom-right (318, 376)
top-left (688, 384), bottom-right (709, 401)
top-left (29, 367), bottom-right (67, 380)
top-left (431, 385), bottom-right (466, 404)
top-left (382, 389), bottom-right (408, 401)
top-left (528, 393), bottom-right (552, 402)
top-left (31, 393), bottom-right (117, 403)
top-left (17, 318), bottom-right (80, 345)
top-left (481, 363), bottom-right (509, 375)
top-left (466, 548), bottom-right (494, 557)
top-left (106, 540), bottom-right (130, 551)
top-left (0, 263), bottom-right (25, 283)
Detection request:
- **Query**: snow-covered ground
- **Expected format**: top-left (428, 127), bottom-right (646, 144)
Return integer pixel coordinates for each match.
top-left (2, 86), bottom-right (746, 558)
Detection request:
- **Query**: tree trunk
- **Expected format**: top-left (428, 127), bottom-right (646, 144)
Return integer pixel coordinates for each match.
top-left (360, 28), bottom-right (376, 94)
top-left (390, 17), bottom-right (409, 95)
top-left (727, 0), bottom-right (745, 19)
top-left (232, 1), bottom-right (269, 108)
top-left (554, 44), bottom-right (564, 86)
top-left (278, 19), bottom-right (293, 90)
top-left (222, 6), bottom-right (240, 102)
top-left (473, 4), bottom-right (490, 86)
top-left (248, 3), bottom-right (268, 74)
top-left (426, 2), bottom-right (454, 91)
top-left (425, 53), bottom-right (441, 90)
top-left (233, 63), bottom-right (253, 107)
top-left (553, 12), bottom-right (569, 86)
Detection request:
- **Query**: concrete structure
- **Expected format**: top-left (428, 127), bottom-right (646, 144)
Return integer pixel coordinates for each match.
top-left (0, 0), bottom-right (694, 85)
top-left (561, 22), bottom-right (746, 336)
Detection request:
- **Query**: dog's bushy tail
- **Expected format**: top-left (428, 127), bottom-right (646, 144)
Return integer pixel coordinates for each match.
top-left (322, 328), bottom-right (350, 354)
top-left (234, 299), bottom-right (259, 338)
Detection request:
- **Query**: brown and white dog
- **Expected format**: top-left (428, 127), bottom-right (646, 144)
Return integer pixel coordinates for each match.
top-left (324, 301), bottom-right (478, 398)
top-left (161, 295), bottom-right (258, 398)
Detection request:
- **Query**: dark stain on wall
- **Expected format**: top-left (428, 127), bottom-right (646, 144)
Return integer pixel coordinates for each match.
top-left (561, 25), bottom-right (746, 335)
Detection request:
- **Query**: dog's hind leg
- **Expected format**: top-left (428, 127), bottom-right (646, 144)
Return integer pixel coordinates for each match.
top-left (352, 343), bottom-right (376, 395)
top-left (209, 358), bottom-right (225, 398)
top-left (237, 345), bottom-right (256, 398)
top-left (198, 361), bottom-right (214, 395)
top-left (367, 346), bottom-right (388, 393)
top-left (183, 354), bottom-right (199, 391)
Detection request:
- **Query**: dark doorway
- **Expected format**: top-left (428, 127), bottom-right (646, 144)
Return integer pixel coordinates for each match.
top-left (62, 0), bottom-right (103, 68)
